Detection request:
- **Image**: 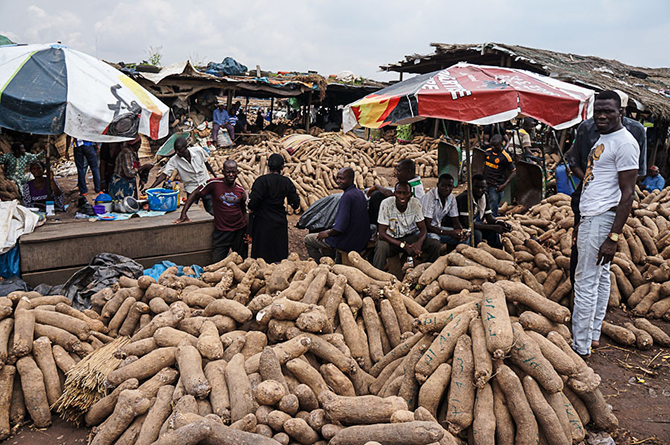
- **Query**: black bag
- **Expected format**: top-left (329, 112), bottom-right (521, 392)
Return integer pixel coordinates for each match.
top-left (296, 194), bottom-right (342, 232)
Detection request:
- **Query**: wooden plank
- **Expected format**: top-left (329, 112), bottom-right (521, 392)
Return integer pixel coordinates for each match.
top-left (20, 208), bottom-right (214, 273)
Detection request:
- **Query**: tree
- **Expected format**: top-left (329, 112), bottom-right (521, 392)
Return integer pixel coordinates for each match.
top-left (146, 45), bottom-right (163, 67)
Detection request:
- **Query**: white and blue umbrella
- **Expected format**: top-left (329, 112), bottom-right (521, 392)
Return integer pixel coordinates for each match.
top-left (0, 43), bottom-right (169, 141)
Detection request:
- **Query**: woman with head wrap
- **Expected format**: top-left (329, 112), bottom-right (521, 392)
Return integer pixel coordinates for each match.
top-left (248, 153), bottom-right (300, 263)
top-left (108, 136), bottom-right (152, 200)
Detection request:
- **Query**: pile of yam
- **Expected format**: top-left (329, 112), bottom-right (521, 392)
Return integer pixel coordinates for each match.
top-left (0, 242), bottom-right (630, 444)
top-left (207, 130), bottom-right (441, 213)
top-left (498, 190), bottom-right (670, 349)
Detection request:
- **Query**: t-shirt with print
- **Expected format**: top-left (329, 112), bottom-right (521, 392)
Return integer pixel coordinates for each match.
top-left (198, 178), bottom-right (247, 232)
top-left (580, 127), bottom-right (639, 217)
top-left (483, 148), bottom-right (515, 187)
top-left (378, 196), bottom-right (424, 239)
top-left (421, 187), bottom-right (458, 230)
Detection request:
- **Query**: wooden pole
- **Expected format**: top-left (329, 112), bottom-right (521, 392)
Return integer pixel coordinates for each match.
top-left (465, 124), bottom-right (475, 246)
top-left (306, 91), bottom-right (313, 131)
top-left (269, 97), bottom-right (274, 125)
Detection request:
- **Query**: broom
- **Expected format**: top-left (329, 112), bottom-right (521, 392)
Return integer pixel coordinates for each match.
top-left (54, 336), bottom-right (131, 425)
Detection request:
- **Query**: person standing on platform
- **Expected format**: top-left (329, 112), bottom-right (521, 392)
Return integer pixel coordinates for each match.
top-left (571, 90), bottom-right (639, 357)
top-left (304, 167), bottom-right (370, 262)
top-left (175, 160), bottom-right (248, 261)
top-left (147, 137), bottom-right (216, 215)
top-left (248, 153), bottom-right (300, 263)
top-left (483, 134), bottom-right (516, 217)
top-left (66, 137), bottom-right (101, 197)
top-left (641, 165), bottom-right (665, 192)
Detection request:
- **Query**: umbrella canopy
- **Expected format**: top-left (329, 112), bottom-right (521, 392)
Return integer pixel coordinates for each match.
top-left (0, 43), bottom-right (169, 142)
top-left (343, 62), bottom-right (594, 132)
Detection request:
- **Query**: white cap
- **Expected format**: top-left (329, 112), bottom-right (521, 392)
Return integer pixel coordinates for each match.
top-left (613, 89), bottom-right (629, 108)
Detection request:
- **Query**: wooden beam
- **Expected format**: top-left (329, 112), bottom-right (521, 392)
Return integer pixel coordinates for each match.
top-left (305, 91), bottom-right (313, 131)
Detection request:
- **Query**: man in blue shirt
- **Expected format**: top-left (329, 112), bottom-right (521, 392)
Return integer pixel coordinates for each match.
top-left (304, 168), bottom-right (370, 262)
top-left (66, 136), bottom-right (101, 196)
top-left (212, 101), bottom-right (235, 145)
top-left (641, 165), bottom-right (665, 192)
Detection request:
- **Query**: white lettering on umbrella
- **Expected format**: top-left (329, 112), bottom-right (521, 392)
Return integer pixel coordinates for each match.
top-left (496, 74), bottom-right (562, 97)
top-left (421, 71), bottom-right (472, 100)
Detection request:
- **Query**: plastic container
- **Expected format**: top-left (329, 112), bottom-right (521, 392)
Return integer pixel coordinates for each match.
top-left (146, 188), bottom-right (179, 212)
top-left (46, 201), bottom-right (55, 216)
top-left (95, 193), bottom-right (113, 213)
top-left (93, 205), bottom-right (106, 215)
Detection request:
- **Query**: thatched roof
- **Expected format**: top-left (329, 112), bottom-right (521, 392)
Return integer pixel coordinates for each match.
top-left (381, 43), bottom-right (670, 121)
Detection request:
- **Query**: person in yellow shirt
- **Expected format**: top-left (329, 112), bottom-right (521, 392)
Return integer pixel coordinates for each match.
top-left (506, 117), bottom-right (536, 161)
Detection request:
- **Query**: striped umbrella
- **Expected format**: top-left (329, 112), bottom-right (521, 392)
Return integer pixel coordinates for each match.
top-left (0, 43), bottom-right (168, 141)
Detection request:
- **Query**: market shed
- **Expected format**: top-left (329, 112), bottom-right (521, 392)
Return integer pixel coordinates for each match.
top-left (381, 42), bottom-right (670, 166)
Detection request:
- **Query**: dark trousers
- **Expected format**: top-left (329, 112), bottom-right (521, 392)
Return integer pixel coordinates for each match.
top-left (212, 227), bottom-right (248, 263)
top-left (74, 145), bottom-right (101, 194)
top-left (373, 233), bottom-right (441, 270)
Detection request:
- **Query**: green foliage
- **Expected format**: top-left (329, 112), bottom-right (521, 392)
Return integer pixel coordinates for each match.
top-left (146, 45), bottom-right (163, 67)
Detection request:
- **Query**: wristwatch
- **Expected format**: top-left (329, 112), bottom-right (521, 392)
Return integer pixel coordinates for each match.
top-left (608, 233), bottom-right (620, 242)
top-left (399, 242), bottom-right (406, 249)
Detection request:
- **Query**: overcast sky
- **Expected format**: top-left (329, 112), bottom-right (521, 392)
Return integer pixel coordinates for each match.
top-left (1, 0), bottom-right (669, 81)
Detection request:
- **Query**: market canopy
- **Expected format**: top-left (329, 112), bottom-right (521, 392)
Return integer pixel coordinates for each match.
top-left (0, 43), bottom-right (169, 142)
top-left (343, 62), bottom-right (594, 132)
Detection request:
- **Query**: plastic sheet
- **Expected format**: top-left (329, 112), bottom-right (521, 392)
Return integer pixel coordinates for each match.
top-left (143, 260), bottom-right (203, 281)
top-left (296, 194), bottom-right (342, 232)
top-left (59, 253), bottom-right (144, 310)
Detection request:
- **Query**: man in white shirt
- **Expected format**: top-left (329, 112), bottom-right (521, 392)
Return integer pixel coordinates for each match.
top-left (421, 173), bottom-right (466, 247)
top-left (367, 158), bottom-right (425, 227)
top-left (373, 181), bottom-right (440, 270)
top-left (572, 90), bottom-right (639, 357)
top-left (148, 137), bottom-right (216, 214)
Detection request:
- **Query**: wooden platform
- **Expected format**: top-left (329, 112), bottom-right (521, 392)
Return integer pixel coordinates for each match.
top-left (19, 208), bottom-right (214, 287)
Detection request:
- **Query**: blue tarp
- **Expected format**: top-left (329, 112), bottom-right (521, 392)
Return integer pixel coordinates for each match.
top-left (143, 260), bottom-right (203, 281)
top-left (204, 57), bottom-right (248, 76)
top-left (0, 244), bottom-right (20, 279)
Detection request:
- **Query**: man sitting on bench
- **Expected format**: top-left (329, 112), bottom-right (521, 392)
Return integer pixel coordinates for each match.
top-left (456, 174), bottom-right (511, 249)
top-left (373, 181), bottom-right (440, 271)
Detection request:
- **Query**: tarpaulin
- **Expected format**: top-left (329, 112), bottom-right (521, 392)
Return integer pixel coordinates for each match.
top-left (59, 253), bottom-right (144, 310)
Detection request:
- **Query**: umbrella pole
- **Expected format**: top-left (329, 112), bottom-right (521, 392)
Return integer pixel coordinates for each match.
top-left (551, 130), bottom-right (577, 190)
top-left (465, 124), bottom-right (475, 246)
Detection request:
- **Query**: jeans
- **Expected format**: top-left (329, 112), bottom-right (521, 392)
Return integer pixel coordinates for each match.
top-left (427, 232), bottom-right (461, 245)
top-left (487, 186), bottom-right (502, 217)
top-left (304, 233), bottom-right (335, 262)
top-left (74, 145), bottom-right (101, 194)
top-left (572, 211), bottom-right (616, 355)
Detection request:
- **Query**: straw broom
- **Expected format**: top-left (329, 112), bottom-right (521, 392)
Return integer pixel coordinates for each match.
top-left (54, 336), bottom-right (131, 425)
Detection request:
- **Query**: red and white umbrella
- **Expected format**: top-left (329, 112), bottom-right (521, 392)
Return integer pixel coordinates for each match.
top-left (344, 62), bottom-right (594, 132)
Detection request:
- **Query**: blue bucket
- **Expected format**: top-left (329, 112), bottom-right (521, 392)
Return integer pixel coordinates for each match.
top-left (146, 188), bottom-right (179, 212)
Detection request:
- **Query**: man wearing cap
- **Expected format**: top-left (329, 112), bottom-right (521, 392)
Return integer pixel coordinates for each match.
top-left (641, 165), bottom-right (665, 192)
top-left (212, 101), bottom-right (235, 145)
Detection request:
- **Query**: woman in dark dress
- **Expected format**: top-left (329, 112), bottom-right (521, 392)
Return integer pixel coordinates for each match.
top-left (248, 153), bottom-right (300, 263)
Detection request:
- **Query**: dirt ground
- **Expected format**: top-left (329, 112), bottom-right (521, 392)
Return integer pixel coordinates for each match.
top-left (14, 168), bottom-right (670, 444)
